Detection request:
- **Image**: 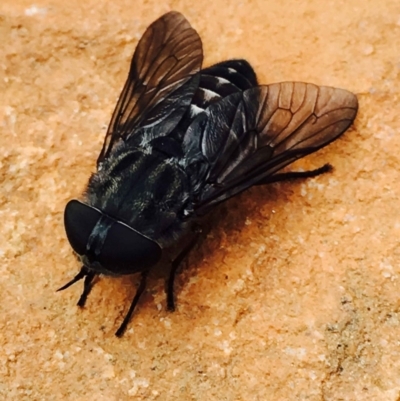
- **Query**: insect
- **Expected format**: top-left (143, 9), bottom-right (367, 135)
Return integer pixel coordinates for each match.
top-left (59, 11), bottom-right (358, 336)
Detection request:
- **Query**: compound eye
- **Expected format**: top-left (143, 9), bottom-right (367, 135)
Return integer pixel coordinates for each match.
top-left (64, 200), bottom-right (101, 256)
top-left (98, 221), bottom-right (162, 274)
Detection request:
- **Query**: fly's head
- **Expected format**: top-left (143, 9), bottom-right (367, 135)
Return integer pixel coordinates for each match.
top-left (64, 199), bottom-right (162, 275)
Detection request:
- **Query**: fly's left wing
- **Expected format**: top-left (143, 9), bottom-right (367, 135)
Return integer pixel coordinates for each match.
top-left (182, 82), bottom-right (358, 215)
top-left (98, 11), bottom-right (203, 165)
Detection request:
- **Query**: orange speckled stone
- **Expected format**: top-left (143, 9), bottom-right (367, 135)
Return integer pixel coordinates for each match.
top-left (1, 1), bottom-right (400, 400)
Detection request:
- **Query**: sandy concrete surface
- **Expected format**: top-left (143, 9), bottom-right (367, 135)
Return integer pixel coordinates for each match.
top-left (1, 0), bottom-right (400, 400)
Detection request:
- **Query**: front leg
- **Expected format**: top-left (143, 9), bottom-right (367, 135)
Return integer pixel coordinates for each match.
top-left (77, 271), bottom-right (96, 307)
top-left (115, 270), bottom-right (149, 337)
top-left (57, 266), bottom-right (97, 308)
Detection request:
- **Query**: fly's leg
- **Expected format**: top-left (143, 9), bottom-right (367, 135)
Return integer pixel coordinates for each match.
top-left (167, 233), bottom-right (200, 311)
top-left (57, 266), bottom-right (88, 292)
top-left (256, 163), bottom-right (332, 185)
top-left (57, 266), bottom-right (97, 308)
top-left (115, 271), bottom-right (149, 337)
top-left (77, 271), bottom-right (96, 307)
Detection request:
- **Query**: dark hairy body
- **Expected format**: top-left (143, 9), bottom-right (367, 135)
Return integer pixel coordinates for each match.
top-left (60, 12), bottom-right (358, 336)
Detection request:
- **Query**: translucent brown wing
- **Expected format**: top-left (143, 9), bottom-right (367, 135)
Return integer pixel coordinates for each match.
top-left (98, 11), bottom-right (203, 165)
top-left (182, 82), bottom-right (358, 215)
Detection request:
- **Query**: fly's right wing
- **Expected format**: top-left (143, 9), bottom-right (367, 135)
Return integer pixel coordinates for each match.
top-left (182, 82), bottom-right (358, 215)
top-left (98, 11), bottom-right (203, 165)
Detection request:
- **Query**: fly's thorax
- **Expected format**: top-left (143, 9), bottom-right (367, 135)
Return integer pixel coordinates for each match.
top-left (84, 146), bottom-right (193, 247)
